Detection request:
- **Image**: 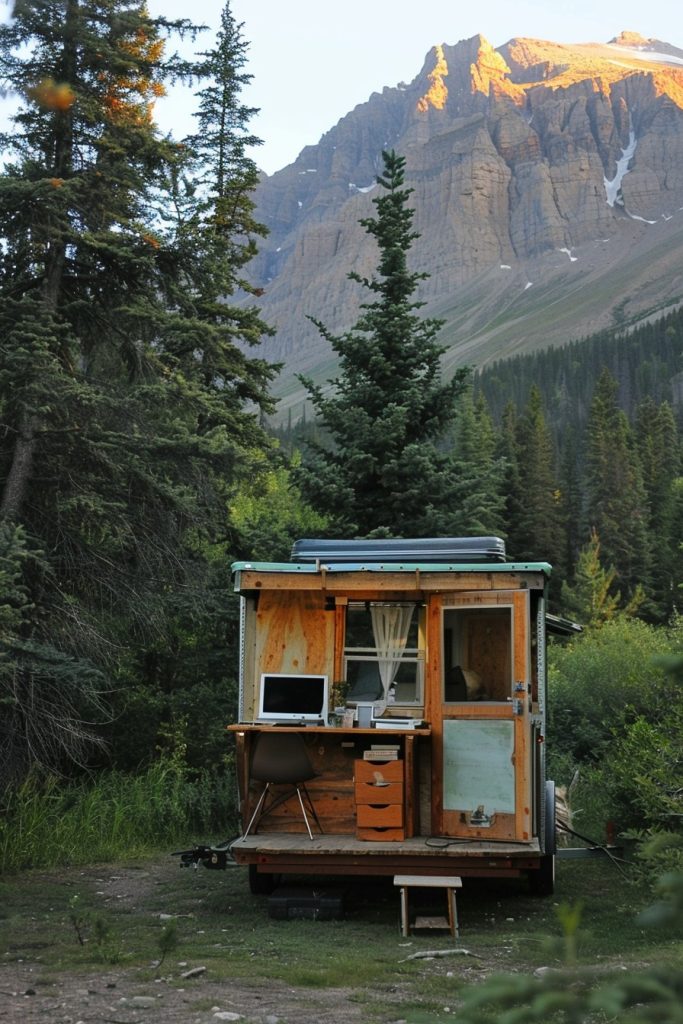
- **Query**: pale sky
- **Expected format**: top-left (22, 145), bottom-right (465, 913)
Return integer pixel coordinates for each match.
top-left (148, 0), bottom-right (681, 175)
top-left (1, 1), bottom-right (681, 175)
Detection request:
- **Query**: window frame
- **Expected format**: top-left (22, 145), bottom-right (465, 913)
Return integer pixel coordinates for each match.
top-left (343, 601), bottom-right (425, 707)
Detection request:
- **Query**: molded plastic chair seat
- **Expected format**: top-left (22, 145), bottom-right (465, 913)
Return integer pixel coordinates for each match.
top-left (244, 731), bottom-right (323, 840)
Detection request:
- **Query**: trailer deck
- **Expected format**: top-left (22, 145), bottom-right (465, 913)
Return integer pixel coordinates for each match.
top-left (232, 832), bottom-right (542, 878)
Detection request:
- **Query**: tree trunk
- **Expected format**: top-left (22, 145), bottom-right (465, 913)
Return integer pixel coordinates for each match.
top-left (2, 5), bottom-right (79, 520)
top-left (1, 412), bottom-right (37, 520)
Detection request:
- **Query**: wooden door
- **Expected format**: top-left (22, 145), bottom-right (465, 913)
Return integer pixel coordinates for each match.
top-left (430, 591), bottom-right (532, 842)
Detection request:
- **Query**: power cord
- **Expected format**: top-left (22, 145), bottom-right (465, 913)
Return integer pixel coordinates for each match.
top-left (556, 820), bottom-right (630, 876)
top-left (172, 834), bottom-right (241, 870)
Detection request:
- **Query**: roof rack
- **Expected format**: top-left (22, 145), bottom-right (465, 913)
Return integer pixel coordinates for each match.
top-left (290, 537), bottom-right (507, 564)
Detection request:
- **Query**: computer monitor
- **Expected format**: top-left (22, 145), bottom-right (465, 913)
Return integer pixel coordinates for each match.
top-left (257, 673), bottom-right (329, 724)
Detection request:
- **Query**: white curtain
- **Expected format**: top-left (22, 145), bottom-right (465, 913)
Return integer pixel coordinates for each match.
top-left (370, 604), bottom-right (415, 706)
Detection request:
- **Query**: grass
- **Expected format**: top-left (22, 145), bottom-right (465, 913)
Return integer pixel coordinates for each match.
top-left (0, 761), bottom-right (236, 873)
top-left (0, 854), bottom-right (680, 1023)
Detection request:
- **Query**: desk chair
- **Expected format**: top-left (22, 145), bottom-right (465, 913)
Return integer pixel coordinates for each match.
top-left (244, 731), bottom-right (323, 840)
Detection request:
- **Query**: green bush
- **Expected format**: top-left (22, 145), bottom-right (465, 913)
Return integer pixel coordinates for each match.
top-left (601, 709), bottom-right (683, 830)
top-left (546, 616), bottom-right (683, 838)
top-left (547, 616), bottom-right (680, 766)
top-left (574, 709), bottom-right (683, 842)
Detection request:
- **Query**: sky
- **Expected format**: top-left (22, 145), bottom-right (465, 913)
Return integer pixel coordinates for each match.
top-left (148, 0), bottom-right (681, 175)
top-left (0, 1), bottom-right (680, 175)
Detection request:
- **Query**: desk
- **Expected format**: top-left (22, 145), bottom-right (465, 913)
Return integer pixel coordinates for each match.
top-left (227, 724), bottom-right (431, 735)
top-left (228, 723), bottom-right (430, 838)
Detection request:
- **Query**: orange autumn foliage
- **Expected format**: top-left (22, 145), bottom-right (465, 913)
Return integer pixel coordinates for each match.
top-left (29, 78), bottom-right (76, 112)
top-left (100, 19), bottom-right (166, 125)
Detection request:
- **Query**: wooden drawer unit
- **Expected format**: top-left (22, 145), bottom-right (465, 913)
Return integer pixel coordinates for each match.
top-left (355, 759), bottom-right (403, 785)
top-left (355, 779), bottom-right (404, 805)
top-left (356, 803), bottom-right (403, 828)
top-left (356, 826), bottom-right (405, 842)
top-left (355, 759), bottom-right (405, 841)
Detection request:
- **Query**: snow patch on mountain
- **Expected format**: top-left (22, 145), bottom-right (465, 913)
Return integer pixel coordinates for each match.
top-left (604, 130), bottom-right (637, 207)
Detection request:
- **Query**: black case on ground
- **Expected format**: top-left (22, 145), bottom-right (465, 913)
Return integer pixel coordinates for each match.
top-left (268, 886), bottom-right (345, 921)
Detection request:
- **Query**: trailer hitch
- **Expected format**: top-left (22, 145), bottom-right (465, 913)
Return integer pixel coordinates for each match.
top-left (172, 844), bottom-right (231, 870)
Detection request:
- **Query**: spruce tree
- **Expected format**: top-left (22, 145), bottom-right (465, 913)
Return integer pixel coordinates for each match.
top-left (584, 369), bottom-right (651, 600)
top-left (557, 424), bottom-right (583, 575)
top-left (187, 3), bottom-right (263, 246)
top-left (560, 528), bottom-right (643, 625)
top-left (496, 401), bottom-right (524, 557)
top-left (0, 1), bottom-right (275, 782)
top-left (635, 398), bottom-right (680, 618)
top-left (297, 149), bottom-right (468, 537)
top-left (512, 385), bottom-right (567, 575)
top-left (447, 388), bottom-right (505, 536)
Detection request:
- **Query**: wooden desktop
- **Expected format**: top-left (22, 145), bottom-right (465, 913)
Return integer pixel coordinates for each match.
top-left (228, 722), bottom-right (431, 840)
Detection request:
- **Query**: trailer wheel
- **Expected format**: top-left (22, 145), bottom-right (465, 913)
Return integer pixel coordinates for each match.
top-left (529, 780), bottom-right (556, 896)
top-left (248, 864), bottom-right (281, 895)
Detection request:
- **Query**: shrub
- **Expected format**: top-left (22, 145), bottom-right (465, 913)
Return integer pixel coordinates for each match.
top-left (547, 617), bottom-right (680, 768)
top-left (546, 620), bottom-right (683, 841)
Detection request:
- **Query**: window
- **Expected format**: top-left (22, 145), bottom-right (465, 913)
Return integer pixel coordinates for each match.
top-left (443, 607), bottom-right (512, 702)
top-left (344, 602), bottom-right (424, 706)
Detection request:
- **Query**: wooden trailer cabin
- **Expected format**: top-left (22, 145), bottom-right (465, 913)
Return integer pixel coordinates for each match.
top-left (229, 537), bottom-right (559, 895)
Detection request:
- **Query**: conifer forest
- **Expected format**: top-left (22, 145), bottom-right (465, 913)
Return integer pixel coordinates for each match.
top-left (0, 2), bottom-right (681, 882)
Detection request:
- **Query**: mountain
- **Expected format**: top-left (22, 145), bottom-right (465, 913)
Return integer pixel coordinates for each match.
top-left (245, 30), bottom-right (683, 420)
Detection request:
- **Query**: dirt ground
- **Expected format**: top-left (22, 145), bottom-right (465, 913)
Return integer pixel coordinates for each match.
top-left (1, 965), bottom-right (373, 1024)
top-left (0, 858), bottom-right (488, 1024)
top-left (3, 853), bottom-right (659, 1024)
top-left (0, 965), bottom-right (369, 1024)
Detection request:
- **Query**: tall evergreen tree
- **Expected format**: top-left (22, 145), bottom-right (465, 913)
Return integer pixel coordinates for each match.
top-left (447, 388), bottom-right (505, 536)
top-left (635, 398), bottom-right (681, 617)
top-left (178, 1), bottom-right (267, 294)
top-left (496, 401), bottom-right (524, 556)
top-left (192, 8), bottom-right (258, 193)
top-left (557, 423), bottom-right (583, 575)
top-left (512, 385), bottom-right (566, 575)
top-left (560, 528), bottom-right (643, 625)
top-left (584, 369), bottom-right (651, 600)
top-left (297, 150), bottom-right (468, 537)
top-left (0, 1), bottom-right (275, 782)
top-left (668, 478), bottom-right (683, 615)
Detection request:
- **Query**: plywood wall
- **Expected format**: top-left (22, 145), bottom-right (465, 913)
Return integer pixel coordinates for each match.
top-left (241, 592), bottom-right (335, 719)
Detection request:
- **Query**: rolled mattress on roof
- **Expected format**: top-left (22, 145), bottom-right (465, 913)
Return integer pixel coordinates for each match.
top-left (290, 537), bottom-right (507, 564)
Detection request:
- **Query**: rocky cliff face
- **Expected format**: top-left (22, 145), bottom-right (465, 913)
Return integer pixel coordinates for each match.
top-left (245, 31), bottom-right (683, 417)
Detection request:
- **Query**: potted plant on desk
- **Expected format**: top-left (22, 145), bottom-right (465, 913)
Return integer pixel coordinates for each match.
top-left (330, 680), bottom-right (350, 726)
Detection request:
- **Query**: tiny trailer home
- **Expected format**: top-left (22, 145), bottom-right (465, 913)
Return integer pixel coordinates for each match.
top-left (229, 538), bottom-right (560, 895)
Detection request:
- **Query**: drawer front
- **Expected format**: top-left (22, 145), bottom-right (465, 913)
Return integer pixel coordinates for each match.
top-left (356, 803), bottom-right (404, 828)
top-left (355, 780), bottom-right (403, 805)
top-left (355, 759), bottom-right (403, 784)
top-left (356, 826), bottom-right (406, 842)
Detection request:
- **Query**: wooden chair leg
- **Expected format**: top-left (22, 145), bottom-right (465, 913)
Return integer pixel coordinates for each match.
top-left (400, 886), bottom-right (410, 936)
top-left (447, 887), bottom-right (459, 937)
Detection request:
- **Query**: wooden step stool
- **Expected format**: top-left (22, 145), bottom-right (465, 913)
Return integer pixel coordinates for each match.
top-left (393, 875), bottom-right (462, 938)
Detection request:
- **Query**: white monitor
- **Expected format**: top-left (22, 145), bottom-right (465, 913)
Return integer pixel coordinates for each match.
top-left (257, 673), bottom-right (329, 724)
